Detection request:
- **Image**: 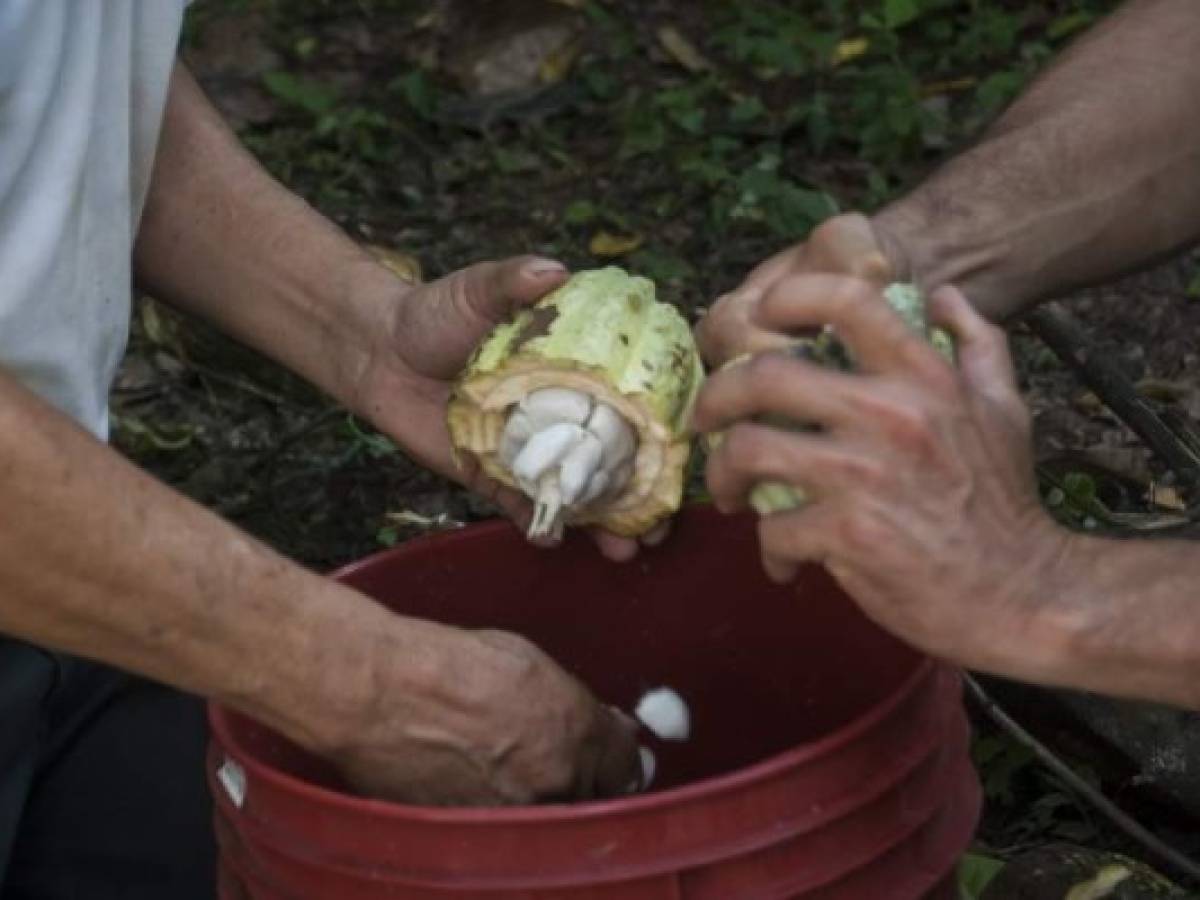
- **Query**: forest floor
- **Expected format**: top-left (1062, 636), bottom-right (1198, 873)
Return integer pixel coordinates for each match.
top-left (114, 0), bottom-right (1200, 889)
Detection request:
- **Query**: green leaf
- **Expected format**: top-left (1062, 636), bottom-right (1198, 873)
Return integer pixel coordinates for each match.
top-left (564, 200), bottom-right (599, 225)
top-left (883, 0), bottom-right (920, 30)
top-left (671, 106), bottom-right (706, 134)
top-left (262, 71), bottom-right (339, 117)
top-left (491, 146), bottom-right (539, 174)
top-left (619, 94), bottom-right (668, 159)
top-left (1048, 12), bottom-right (1096, 41)
top-left (1186, 269), bottom-right (1200, 299)
top-left (730, 96), bottom-right (767, 124)
top-left (1062, 472), bottom-right (1097, 503)
top-left (293, 35), bottom-right (318, 60)
top-left (957, 852), bottom-right (1005, 899)
top-left (582, 67), bottom-right (619, 100)
top-left (627, 248), bottom-right (696, 285)
top-left (389, 70), bottom-right (436, 120)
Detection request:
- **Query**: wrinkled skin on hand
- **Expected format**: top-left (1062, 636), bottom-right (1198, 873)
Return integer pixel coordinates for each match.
top-left (692, 278), bottom-right (1072, 671)
top-left (696, 212), bottom-right (900, 368)
top-left (353, 254), bottom-right (667, 561)
top-left (333, 624), bottom-right (642, 806)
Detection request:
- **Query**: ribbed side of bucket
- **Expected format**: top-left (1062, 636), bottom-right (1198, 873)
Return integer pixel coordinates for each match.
top-left (214, 746), bottom-right (977, 900)
top-left (209, 507), bottom-right (981, 899)
top-left (210, 670), bottom-right (978, 899)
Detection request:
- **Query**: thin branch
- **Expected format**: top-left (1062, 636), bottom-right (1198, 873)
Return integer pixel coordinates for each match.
top-left (964, 673), bottom-right (1200, 885)
top-left (1025, 303), bottom-right (1200, 487)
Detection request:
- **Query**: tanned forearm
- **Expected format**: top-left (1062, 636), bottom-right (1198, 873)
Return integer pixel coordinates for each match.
top-left (133, 62), bottom-right (408, 410)
top-left (1030, 533), bottom-right (1200, 709)
top-left (873, 0), bottom-right (1200, 320)
top-left (0, 367), bottom-right (442, 753)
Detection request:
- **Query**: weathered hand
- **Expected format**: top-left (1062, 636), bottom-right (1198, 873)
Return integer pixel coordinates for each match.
top-left (695, 212), bottom-right (901, 368)
top-left (691, 278), bottom-right (1072, 671)
top-left (332, 619), bottom-right (642, 806)
top-left (355, 255), bottom-right (658, 560)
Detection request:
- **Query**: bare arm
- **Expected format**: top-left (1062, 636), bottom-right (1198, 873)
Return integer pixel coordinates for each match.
top-left (133, 63), bottom-right (399, 409)
top-left (1036, 534), bottom-right (1200, 708)
top-left (0, 366), bottom-right (384, 750)
top-left (875, 0), bottom-right (1200, 320)
top-left (133, 63), bottom-right (643, 561)
top-left (0, 365), bottom-right (638, 802)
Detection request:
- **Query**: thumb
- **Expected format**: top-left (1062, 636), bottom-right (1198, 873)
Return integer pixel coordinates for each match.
top-left (461, 256), bottom-right (570, 326)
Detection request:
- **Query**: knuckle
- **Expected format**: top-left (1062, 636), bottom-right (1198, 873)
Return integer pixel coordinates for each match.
top-left (899, 338), bottom-right (953, 385)
top-left (722, 422), bottom-right (770, 464)
top-left (708, 288), bottom-right (741, 315)
top-left (878, 400), bottom-right (949, 460)
top-left (983, 323), bottom-right (1009, 350)
top-left (828, 277), bottom-right (876, 317)
top-left (836, 505), bottom-right (886, 552)
top-left (744, 353), bottom-right (790, 394)
top-left (833, 452), bottom-right (885, 488)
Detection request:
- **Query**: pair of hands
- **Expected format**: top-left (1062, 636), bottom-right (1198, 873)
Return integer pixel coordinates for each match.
top-left (693, 214), bottom-right (1068, 671)
top-left (337, 214), bottom-right (1066, 807)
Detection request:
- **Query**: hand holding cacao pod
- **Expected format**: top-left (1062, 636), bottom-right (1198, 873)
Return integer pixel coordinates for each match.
top-left (447, 267), bottom-right (705, 542)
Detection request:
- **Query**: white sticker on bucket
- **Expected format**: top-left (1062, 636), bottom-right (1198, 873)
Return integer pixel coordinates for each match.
top-left (218, 757), bottom-right (247, 809)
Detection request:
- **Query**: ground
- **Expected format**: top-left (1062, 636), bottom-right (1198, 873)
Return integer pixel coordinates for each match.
top-left (114, 0), bottom-right (1200, 890)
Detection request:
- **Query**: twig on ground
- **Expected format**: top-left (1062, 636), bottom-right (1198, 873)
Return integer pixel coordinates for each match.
top-left (1025, 303), bottom-right (1200, 488)
top-left (250, 405), bottom-right (344, 474)
top-left (964, 673), bottom-right (1200, 884)
top-left (188, 361), bottom-right (301, 410)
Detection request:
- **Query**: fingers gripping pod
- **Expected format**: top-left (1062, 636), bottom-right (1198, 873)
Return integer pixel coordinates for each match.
top-left (447, 267), bottom-right (705, 540)
top-left (707, 283), bottom-right (957, 516)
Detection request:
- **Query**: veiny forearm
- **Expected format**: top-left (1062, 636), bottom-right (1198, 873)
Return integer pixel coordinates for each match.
top-left (1018, 532), bottom-right (1200, 709)
top-left (0, 367), bottom-right (400, 751)
top-left (874, 0), bottom-right (1200, 320)
top-left (133, 63), bottom-right (410, 408)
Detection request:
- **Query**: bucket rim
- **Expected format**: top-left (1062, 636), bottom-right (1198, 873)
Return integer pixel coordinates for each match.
top-left (207, 509), bottom-right (945, 824)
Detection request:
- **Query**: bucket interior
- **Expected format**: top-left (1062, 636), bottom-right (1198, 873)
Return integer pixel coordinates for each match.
top-left (228, 506), bottom-right (922, 797)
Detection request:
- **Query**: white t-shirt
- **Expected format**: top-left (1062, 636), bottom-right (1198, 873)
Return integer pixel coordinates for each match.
top-left (0, 1), bottom-right (188, 440)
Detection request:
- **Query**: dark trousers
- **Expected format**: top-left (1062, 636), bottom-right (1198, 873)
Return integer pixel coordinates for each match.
top-left (0, 637), bottom-right (216, 898)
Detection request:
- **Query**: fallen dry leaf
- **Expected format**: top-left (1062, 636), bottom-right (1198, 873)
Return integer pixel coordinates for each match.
top-left (656, 26), bottom-right (711, 73)
top-left (386, 509), bottom-right (462, 530)
top-left (365, 244), bottom-right (423, 284)
top-left (538, 35), bottom-right (582, 84)
top-left (832, 37), bottom-right (869, 66)
top-left (920, 76), bottom-right (978, 96)
top-left (589, 231), bottom-right (644, 257)
top-left (1149, 483), bottom-right (1187, 511)
top-left (1135, 376), bottom-right (1194, 403)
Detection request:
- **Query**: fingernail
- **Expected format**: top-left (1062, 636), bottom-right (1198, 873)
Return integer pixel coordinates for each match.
top-left (527, 259), bottom-right (568, 277)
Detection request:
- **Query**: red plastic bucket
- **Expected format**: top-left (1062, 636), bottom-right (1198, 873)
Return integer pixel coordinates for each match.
top-left (209, 505), bottom-right (980, 898)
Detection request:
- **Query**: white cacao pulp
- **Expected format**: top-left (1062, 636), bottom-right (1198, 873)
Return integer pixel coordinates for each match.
top-left (631, 686), bottom-right (690, 792)
top-left (498, 388), bottom-right (637, 541)
top-left (635, 687), bottom-right (691, 742)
